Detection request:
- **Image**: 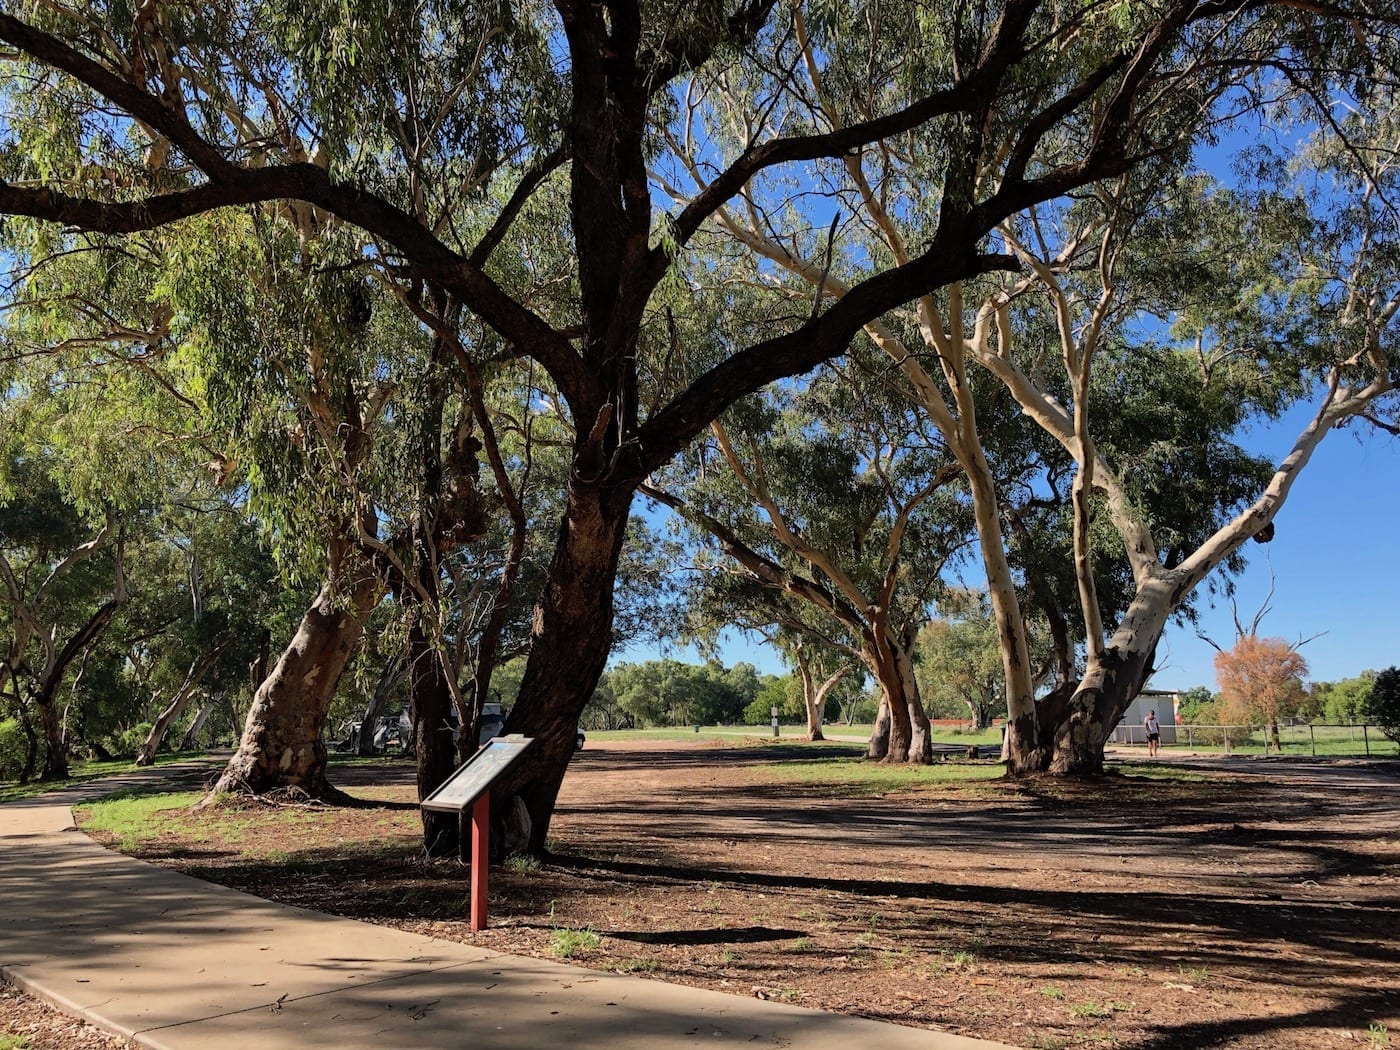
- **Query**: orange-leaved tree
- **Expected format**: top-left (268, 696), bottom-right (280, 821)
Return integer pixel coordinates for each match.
top-left (1214, 636), bottom-right (1309, 752)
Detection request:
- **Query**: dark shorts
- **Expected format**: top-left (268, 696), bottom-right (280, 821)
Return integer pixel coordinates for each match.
top-left (1147, 733), bottom-right (1160, 742)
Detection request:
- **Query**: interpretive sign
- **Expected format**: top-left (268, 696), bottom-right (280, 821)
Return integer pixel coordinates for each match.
top-left (418, 734), bottom-right (535, 930)
top-left (421, 735), bottom-right (535, 813)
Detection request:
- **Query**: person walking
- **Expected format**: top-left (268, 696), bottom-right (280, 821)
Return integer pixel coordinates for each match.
top-left (1145, 710), bottom-right (1161, 758)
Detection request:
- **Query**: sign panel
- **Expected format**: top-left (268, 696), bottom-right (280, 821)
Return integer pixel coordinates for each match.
top-left (421, 735), bottom-right (535, 813)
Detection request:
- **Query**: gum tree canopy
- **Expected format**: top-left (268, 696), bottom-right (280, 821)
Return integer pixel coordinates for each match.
top-left (2, 1), bottom-right (1397, 847)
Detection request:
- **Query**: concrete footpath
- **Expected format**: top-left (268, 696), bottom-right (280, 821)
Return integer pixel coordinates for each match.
top-left (1, 767), bottom-right (1015, 1050)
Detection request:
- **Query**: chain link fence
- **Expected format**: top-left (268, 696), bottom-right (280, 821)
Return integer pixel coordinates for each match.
top-left (1113, 722), bottom-right (1399, 757)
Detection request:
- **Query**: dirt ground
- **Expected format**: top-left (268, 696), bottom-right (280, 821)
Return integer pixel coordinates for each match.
top-left (0, 979), bottom-right (128, 1049)
top-left (75, 740), bottom-right (1400, 1050)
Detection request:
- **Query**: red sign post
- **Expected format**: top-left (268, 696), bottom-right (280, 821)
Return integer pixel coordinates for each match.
top-left (420, 735), bottom-right (536, 932)
top-left (470, 791), bottom-right (490, 931)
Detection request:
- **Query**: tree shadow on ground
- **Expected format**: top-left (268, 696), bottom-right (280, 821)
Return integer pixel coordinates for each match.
top-left (1128, 988), bottom-right (1400, 1049)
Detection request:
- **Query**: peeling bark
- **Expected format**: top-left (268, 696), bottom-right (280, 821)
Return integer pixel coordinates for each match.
top-left (867, 695), bottom-right (891, 759)
top-left (204, 566), bottom-right (378, 800)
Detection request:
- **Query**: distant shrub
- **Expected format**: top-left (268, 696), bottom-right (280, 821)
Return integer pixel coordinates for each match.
top-left (849, 697), bottom-right (880, 724)
top-left (105, 722), bottom-right (155, 759)
top-left (1366, 667), bottom-right (1400, 743)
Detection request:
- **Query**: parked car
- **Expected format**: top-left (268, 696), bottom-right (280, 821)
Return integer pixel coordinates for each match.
top-left (333, 708), bottom-right (413, 753)
top-left (477, 702), bottom-right (507, 745)
top-left (340, 703), bottom-right (587, 754)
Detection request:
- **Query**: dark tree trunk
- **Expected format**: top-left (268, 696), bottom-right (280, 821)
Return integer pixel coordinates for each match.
top-left (865, 628), bottom-right (930, 764)
top-left (967, 685), bottom-right (997, 732)
top-left (18, 704), bottom-right (38, 783)
top-left (875, 665), bottom-right (912, 763)
top-left (497, 481), bottom-right (632, 853)
top-left (356, 652), bottom-right (404, 757)
top-left (205, 570), bottom-right (377, 799)
top-left (79, 725), bottom-right (114, 762)
top-left (1042, 643), bottom-right (1155, 776)
top-left (35, 688), bottom-right (67, 780)
top-left (31, 583), bottom-right (126, 780)
top-left (460, 358), bottom-right (529, 762)
top-left (408, 618), bottom-right (460, 856)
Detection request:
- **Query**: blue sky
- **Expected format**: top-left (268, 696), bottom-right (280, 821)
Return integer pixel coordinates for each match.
top-left (1154, 402), bottom-right (1399, 691)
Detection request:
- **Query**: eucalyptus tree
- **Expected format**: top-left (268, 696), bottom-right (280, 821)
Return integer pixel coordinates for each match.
top-left (915, 590), bottom-right (1049, 730)
top-left (650, 354), bottom-right (972, 763)
top-left (3, 1), bottom-right (1397, 844)
top-left (130, 501), bottom-right (282, 765)
top-left (677, 575), bottom-right (863, 741)
top-left (0, 446), bottom-right (126, 779)
top-left (0, 249), bottom-right (217, 777)
top-left (674, 9), bottom-right (1400, 775)
top-left (785, 638), bottom-right (854, 741)
top-left (975, 135), bottom-right (1400, 774)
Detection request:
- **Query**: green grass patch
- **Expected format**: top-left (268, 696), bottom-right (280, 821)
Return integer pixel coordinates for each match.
top-left (585, 727), bottom-right (854, 745)
top-left (584, 724), bottom-right (1004, 746)
top-left (504, 852), bottom-right (542, 874)
top-left (0, 1033), bottom-right (34, 1050)
top-left (549, 927), bottom-right (601, 958)
top-left (75, 786), bottom-right (418, 861)
top-left (1148, 724), bottom-right (1400, 758)
top-left (753, 756), bottom-right (1003, 796)
top-left (325, 752), bottom-right (417, 768)
top-left (1071, 999), bottom-right (1113, 1019)
top-left (1106, 760), bottom-right (1212, 783)
top-left (74, 791), bottom-right (204, 850)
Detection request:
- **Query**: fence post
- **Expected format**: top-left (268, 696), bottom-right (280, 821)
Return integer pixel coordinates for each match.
top-left (1309, 723), bottom-right (1316, 757)
top-left (1187, 725), bottom-right (1193, 750)
top-left (1364, 724), bottom-right (1370, 757)
top-left (1223, 725), bottom-right (1230, 754)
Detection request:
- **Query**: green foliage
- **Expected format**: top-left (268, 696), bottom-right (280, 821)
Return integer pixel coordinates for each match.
top-left (0, 718), bottom-right (25, 782)
top-left (915, 590), bottom-right (1043, 726)
top-left (745, 675), bottom-right (800, 724)
top-left (1366, 667), bottom-right (1400, 743)
top-left (1312, 673), bottom-right (1376, 724)
top-left (600, 659), bottom-right (755, 728)
top-left (1177, 686), bottom-right (1217, 724)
